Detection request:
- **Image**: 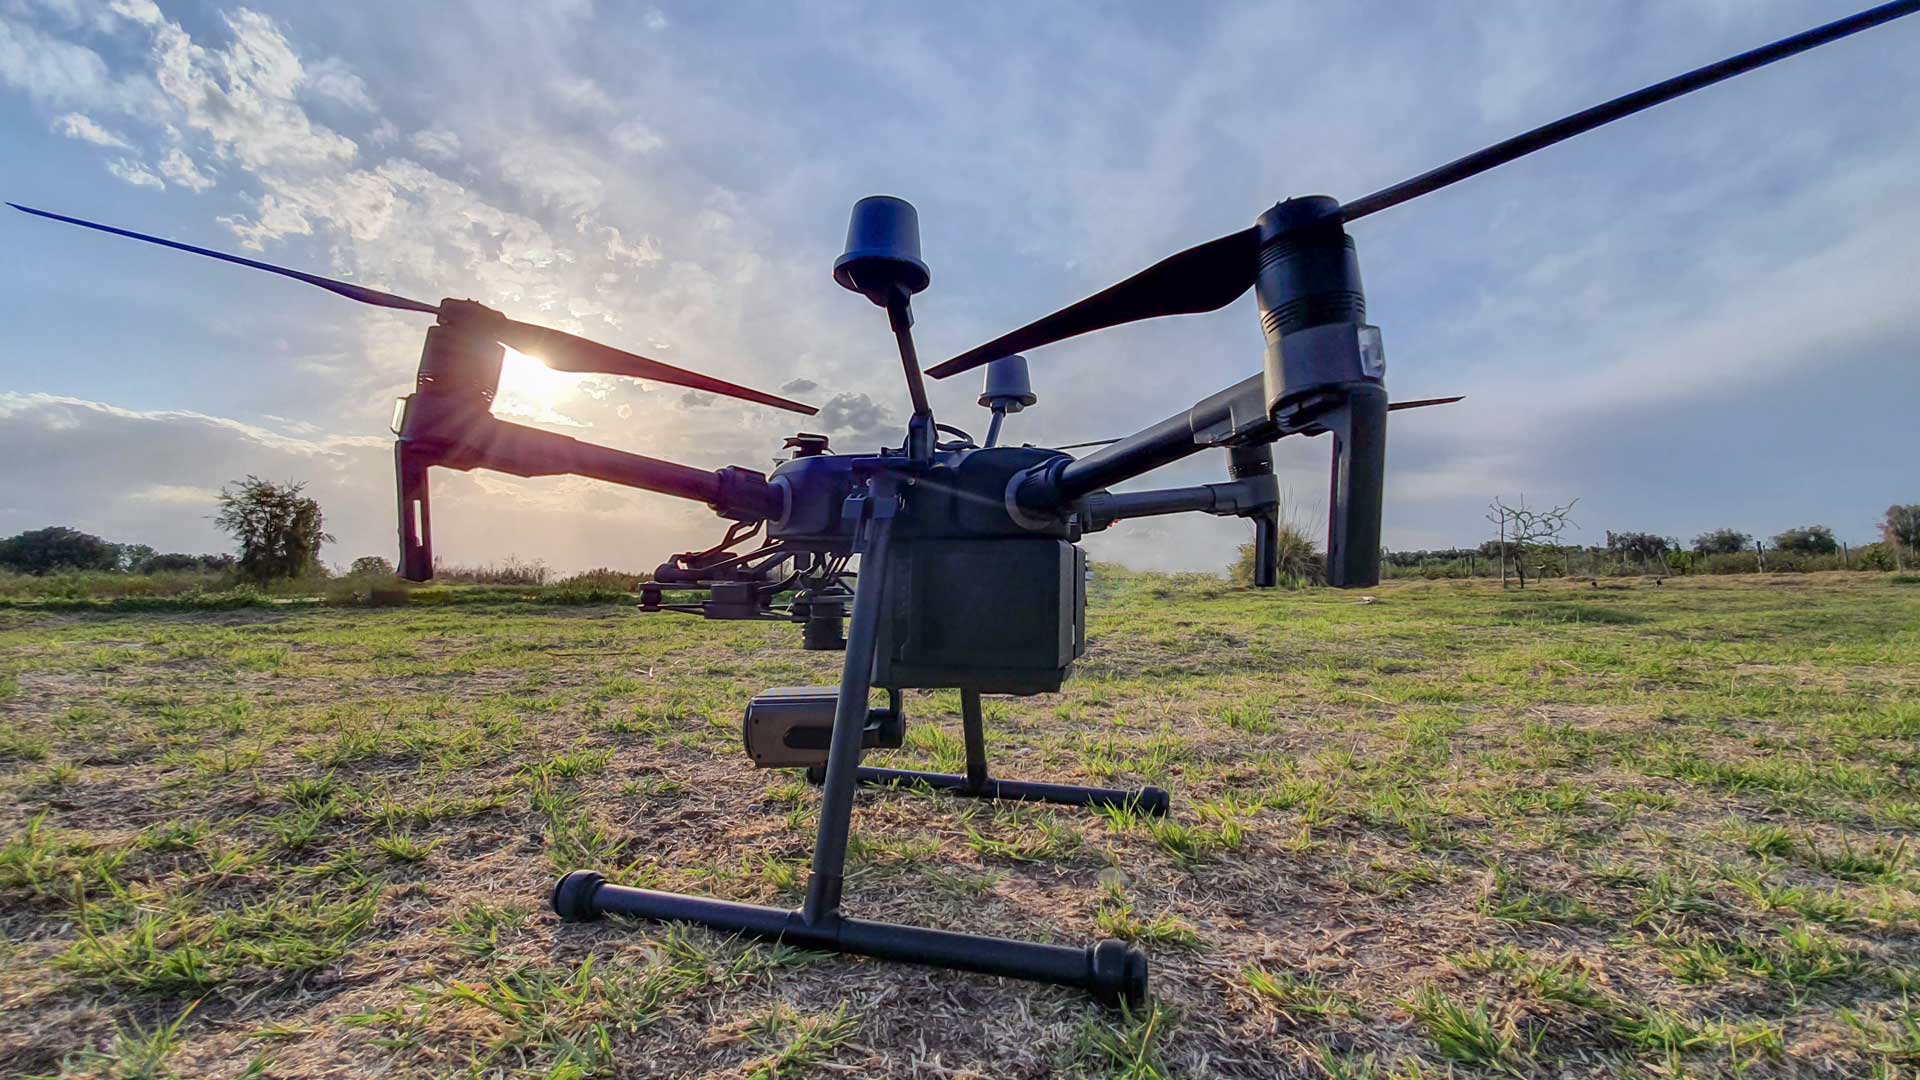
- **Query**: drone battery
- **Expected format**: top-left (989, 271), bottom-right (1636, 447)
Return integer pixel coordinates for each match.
top-left (874, 538), bottom-right (1086, 695)
top-left (741, 686), bottom-right (904, 768)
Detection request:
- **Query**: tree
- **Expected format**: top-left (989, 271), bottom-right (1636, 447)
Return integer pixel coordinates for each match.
top-left (1605, 531), bottom-right (1672, 572)
top-left (1692, 528), bottom-right (1751, 556)
top-left (216, 476), bottom-right (333, 583)
top-left (0, 526), bottom-right (120, 575)
top-left (1884, 504), bottom-right (1920, 551)
top-left (113, 543), bottom-right (157, 573)
top-left (1486, 496), bottom-right (1578, 588)
top-left (349, 555), bottom-right (395, 577)
top-left (1771, 524), bottom-right (1838, 556)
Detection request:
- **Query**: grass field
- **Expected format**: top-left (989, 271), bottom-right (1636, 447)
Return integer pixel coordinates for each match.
top-left (2, 571), bottom-right (1918, 1078)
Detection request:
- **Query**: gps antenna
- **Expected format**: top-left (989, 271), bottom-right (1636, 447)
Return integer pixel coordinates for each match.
top-left (836, 196), bottom-right (935, 459)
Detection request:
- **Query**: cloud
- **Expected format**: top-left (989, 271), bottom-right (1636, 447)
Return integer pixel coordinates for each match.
top-left (157, 146), bottom-right (214, 191)
top-left (815, 393), bottom-right (894, 438)
top-left (304, 56), bottom-right (374, 111)
top-left (0, 14), bottom-right (157, 111)
top-left (550, 75), bottom-right (613, 112)
top-left (610, 119), bottom-right (665, 154)
top-left (780, 378), bottom-right (819, 395)
top-left (50, 110), bottom-right (127, 147)
top-left (127, 483), bottom-right (220, 506)
top-left (140, 9), bottom-right (359, 170)
top-left (408, 128), bottom-right (460, 160)
top-left (106, 157), bottom-right (164, 188)
top-left (494, 141), bottom-right (606, 213)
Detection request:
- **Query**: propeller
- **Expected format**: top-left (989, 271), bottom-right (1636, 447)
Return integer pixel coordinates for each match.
top-left (8, 202), bottom-right (817, 415)
top-left (927, 1), bottom-right (1920, 380)
top-left (1051, 395), bottom-right (1463, 451)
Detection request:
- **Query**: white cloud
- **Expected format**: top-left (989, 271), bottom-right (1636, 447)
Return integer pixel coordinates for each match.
top-left (304, 56), bottom-right (374, 111)
top-left (105, 0), bottom-right (161, 27)
top-left (494, 141), bottom-right (606, 213)
top-left (50, 110), bottom-right (127, 146)
top-left (408, 128), bottom-right (460, 159)
top-left (643, 8), bottom-right (668, 31)
top-left (157, 146), bottom-right (213, 191)
top-left (139, 8), bottom-right (358, 170)
top-left (0, 14), bottom-right (157, 112)
top-left (106, 156), bottom-right (163, 188)
top-left (609, 119), bottom-right (665, 154)
top-left (550, 75), bottom-right (613, 112)
top-left (128, 483), bottom-right (219, 506)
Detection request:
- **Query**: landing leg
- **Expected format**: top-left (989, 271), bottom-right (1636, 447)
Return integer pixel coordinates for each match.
top-left (806, 688), bottom-right (1171, 816)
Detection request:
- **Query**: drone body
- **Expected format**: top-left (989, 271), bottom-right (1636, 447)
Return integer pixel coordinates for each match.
top-left (12, 0), bottom-right (1916, 1009)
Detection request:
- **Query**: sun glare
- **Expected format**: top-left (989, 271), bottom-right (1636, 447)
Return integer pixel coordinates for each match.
top-left (492, 346), bottom-right (590, 425)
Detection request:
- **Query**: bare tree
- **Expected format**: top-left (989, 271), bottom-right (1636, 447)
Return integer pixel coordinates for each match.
top-left (1486, 496), bottom-right (1578, 589)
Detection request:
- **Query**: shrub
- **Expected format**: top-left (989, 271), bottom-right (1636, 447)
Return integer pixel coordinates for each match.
top-left (1850, 542), bottom-right (1901, 572)
top-left (0, 570), bottom-right (233, 600)
top-left (556, 568), bottom-right (649, 592)
top-left (429, 556), bottom-right (550, 586)
top-left (1230, 521), bottom-right (1324, 588)
top-left (137, 552), bottom-right (236, 574)
top-left (348, 556), bottom-right (395, 577)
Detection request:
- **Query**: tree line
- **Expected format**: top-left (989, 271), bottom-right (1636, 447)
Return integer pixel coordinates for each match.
top-left (0, 477), bottom-right (331, 583)
top-left (1386, 503), bottom-right (1920, 584)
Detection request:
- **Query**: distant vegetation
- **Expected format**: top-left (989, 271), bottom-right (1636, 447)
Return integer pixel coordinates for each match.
top-left (5, 481), bottom-right (1915, 604)
top-left (1358, 501), bottom-right (1916, 582)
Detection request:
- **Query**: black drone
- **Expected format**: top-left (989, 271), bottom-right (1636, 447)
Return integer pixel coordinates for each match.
top-left (14, 1), bottom-right (1916, 1007)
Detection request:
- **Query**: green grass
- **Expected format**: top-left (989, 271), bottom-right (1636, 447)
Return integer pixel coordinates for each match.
top-left (2, 571), bottom-right (1918, 1076)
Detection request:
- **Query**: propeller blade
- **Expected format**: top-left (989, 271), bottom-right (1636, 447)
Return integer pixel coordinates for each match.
top-left (10, 203), bottom-right (816, 416)
top-left (1052, 396), bottom-right (1461, 451)
top-left (934, 4), bottom-right (1917, 379)
top-left (488, 316), bottom-right (818, 415)
top-left (925, 226), bottom-right (1259, 380)
top-left (1387, 395), bottom-right (1464, 411)
top-left (7, 203), bottom-right (442, 315)
top-left (1339, 1), bottom-right (1920, 222)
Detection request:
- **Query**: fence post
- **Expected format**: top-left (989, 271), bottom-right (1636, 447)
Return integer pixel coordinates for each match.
top-left (1755, 539), bottom-right (1766, 573)
top-left (1841, 541), bottom-right (1850, 568)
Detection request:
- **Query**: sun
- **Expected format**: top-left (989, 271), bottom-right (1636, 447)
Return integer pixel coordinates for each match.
top-left (491, 346), bottom-right (590, 425)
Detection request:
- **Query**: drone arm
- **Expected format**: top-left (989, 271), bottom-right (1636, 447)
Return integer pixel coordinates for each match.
top-left (1015, 374), bottom-right (1270, 515)
top-left (1078, 472), bottom-right (1278, 533)
top-left (403, 415), bottom-right (779, 519)
top-left (392, 415), bottom-right (782, 581)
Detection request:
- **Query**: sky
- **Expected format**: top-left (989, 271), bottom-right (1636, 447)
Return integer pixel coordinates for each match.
top-left (0, 0), bottom-right (1915, 574)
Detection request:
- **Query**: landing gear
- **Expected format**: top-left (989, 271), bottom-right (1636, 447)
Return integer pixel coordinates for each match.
top-left (553, 491), bottom-right (1151, 1006)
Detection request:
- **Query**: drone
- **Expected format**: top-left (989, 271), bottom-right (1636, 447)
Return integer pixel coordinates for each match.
top-left (13, 1), bottom-right (1915, 1008)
